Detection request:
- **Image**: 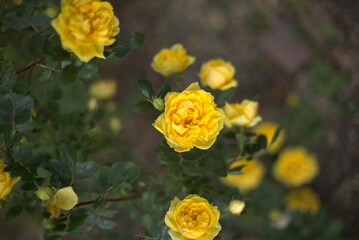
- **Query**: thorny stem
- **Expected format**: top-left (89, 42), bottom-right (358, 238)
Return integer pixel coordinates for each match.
top-left (16, 56), bottom-right (45, 74)
top-left (75, 194), bottom-right (141, 208)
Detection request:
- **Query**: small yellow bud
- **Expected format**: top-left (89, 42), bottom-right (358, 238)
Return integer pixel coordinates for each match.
top-left (44, 6), bottom-right (58, 19)
top-left (52, 186), bottom-right (78, 211)
top-left (36, 187), bottom-right (53, 201)
top-left (229, 200), bottom-right (245, 215)
top-left (153, 98), bottom-right (164, 111)
top-left (109, 117), bottom-right (122, 134)
top-left (88, 98), bottom-right (98, 111)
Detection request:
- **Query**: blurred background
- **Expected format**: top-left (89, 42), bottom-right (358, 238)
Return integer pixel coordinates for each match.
top-left (2, 0), bottom-right (358, 239)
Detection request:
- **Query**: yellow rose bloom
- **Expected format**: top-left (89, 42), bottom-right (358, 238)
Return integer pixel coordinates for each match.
top-left (273, 147), bottom-right (319, 187)
top-left (0, 161), bottom-right (19, 200)
top-left (228, 200), bottom-right (245, 215)
top-left (48, 186), bottom-right (78, 215)
top-left (285, 187), bottom-right (320, 214)
top-left (198, 59), bottom-right (237, 91)
top-left (153, 82), bottom-right (224, 152)
top-left (223, 100), bottom-right (261, 128)
top-left (165, 194), bottom-right (221, 240)
top-left (253, 121), bottom-right (285, 154)
top-left (151, 44), bottom-right (195, 77)
top-left (51, 0), bottom-right (120, 62)
top-left (221, 159), bottom-right (265, 193)
top-left (90, 79), bottom-right (117, 100)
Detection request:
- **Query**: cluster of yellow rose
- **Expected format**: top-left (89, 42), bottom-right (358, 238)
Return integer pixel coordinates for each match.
top-left (0, 161), bottom-right (20, 200)
top-left (151, 43), bottom-right (262, 154)
top-left (51, 0), bottom-right (120, 62)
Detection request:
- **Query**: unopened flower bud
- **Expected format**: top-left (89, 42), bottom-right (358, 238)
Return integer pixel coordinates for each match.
top-left (153, 98), bottom-right (164, 111)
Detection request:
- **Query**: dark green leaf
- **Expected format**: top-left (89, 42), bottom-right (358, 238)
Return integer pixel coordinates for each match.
top-left (59, 142), bottom-right (76, 170)
top-left (28, 33), bottom-right (44, 57)
top-left (216, 87), bottom-right (237, 107)
top-left (156, 83), bottom-right (171, 98)
top-left (61, 65), bottom-right (78, 85)
top-left (1, 72), bottom-right (17, 87)
top-left (137, 79), bottom-right (154, 98)
top-left (134, 101), bottom-right (154, 112)
top-left (39, 70), bottom-right (52, 82)
top-left (270, 127), bottom-right (281, 145)
top-left (47, 159), bottom-right (72, 185)
top-left (15, 95), bottom-right (34, 112)
top-left (68, 208), bottom-right (88, 232)
top-left (97, 219), bottom-right (116, 230)
top-left (5, 12), bottom-right (29, 30)
top-left (124, 32), bottom-right (145, 49)
top-left (5, 205), bottom-right (23, 220)
top-left (113, 46), bottom-right (131, 58)
top-left (181, 160), bottom-right (201, 176)
top-left (157, 152), bottom-right (180, 165)
top-left (75, 161), bottom-right (97, 179)
top-left (16, 122), bottom-right (34, 133)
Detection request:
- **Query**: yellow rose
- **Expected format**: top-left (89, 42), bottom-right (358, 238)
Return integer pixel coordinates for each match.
top-left (223, 100), bottom-right (261, 128)
top-left (90, 79), bottom-right (117, 100)
top-left (151, 44), bottom-right (195, 77)
top-left (13, 0), bottom-right (22, 5)
top-left (273, 147), bottom-right (319, 187)
top-left (153, 82), bottom-right (224, 152)
top-left (284, 187), bottom-right (320, 214)
top-left (48, 186), bottom-right (78, 215)
top-left (228, 200), bottom-right (245, 215)
top-left (198, 59), bottom-right (237, 91)
top-left (253, 121), bottom-right (285, 154)
top-left (51, 0), bottom-right (120, 62)
top-left (0, 161), bottom-right (19, 200)
top-left (221, 159), bottom-right (265, 193)
top-left (165, 194), bottom-right (221, 240)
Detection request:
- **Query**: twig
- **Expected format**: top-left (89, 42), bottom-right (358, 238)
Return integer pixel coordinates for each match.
top-left (16, 56), bottom-right (45, 74)
top-left (75, 195), bottom-right (140, 208)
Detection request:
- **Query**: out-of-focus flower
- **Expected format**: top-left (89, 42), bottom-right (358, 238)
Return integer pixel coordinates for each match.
top-left (13, 0), bottom-right (22, 5)
top-left (0, 160), bottom-right (20, 200)
top-left (36, 187), bottom-right (53, 201)
top-left (286, 91), bottom-right (300, 107)
top-left (198, 59), bottom-right (237, 91)
top-left (253, 121), bottom-right (285, 154)
top-left (221, 159), bottom-right (265, 193)
top-left (165, 194), bottom-right (221, 240)
top-left (90, 79), bottom-right (117, 100)
top-left (285, 187), bottom-right (320, 215)
top-left (268, 209), bottom-right (291, 229)
top-left (109, 116), bottom-right (122, 134)
top-left (88, 98), bottom-right (98, 111)
top-left (223, 100), bottom-right (261, 128)
top-left (51, 0), bottom-right (120, 62)
top-left (151, 44), bottom-right (195, 77)
top-left (273, 147), bottom-right (319, 187)
top-left (228, 200), bottom-right (245, 215)
top-left (153, 82), bottom-right (224, 152)
top-left (48, 186), bottom-right (78, 215)
top-left (45, 5), bottom-right (59, 18)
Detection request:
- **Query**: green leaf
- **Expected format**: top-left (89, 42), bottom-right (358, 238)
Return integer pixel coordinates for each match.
top-left (5, 205), bottom-right (23, 220)
top-left (113, 46), bottom-right (131, 58)
top-left (68, 208), bottom-right (88, 232)
top-left (14, 95), bottom-right (34, 112)
top-left (156, 83), bottom-right (171, 98)
top-left (216, 87), bottom-right (237, 107)
top-left (270, 127), bottom-right (281, 145)
top-left (97, 219), bottom-right (117, 230)
top-left (181, 160), bottom-right (201, 176)
top-left (1, 72), bottom-right (17, 87)
top-left (134, 101), bottom-right (154, 112)
top-left (137, 79), bottom-right (154, 99)
top-left (61, 65), bottom-right (78, 85)
top-left (5, 11), bottom-right (29, 30)
top-left (98, 166), bottom-right (111, 189)
top-left (124, 32), bottom-right (145, 49)
top-left (16, 122), bottom-right (34, 133)
top-left (75, 161), bottom-right (97, 179)
top-left (59, 142), bottom-right (76, 170)
top-left (39, 70), bottom-right (52, 82)
top-left (28, 33), bottom-right (44, 57)
top-left (157, 152), bottom-right (180, 165)
top-left (47, 159), bottom-right (72, 185)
